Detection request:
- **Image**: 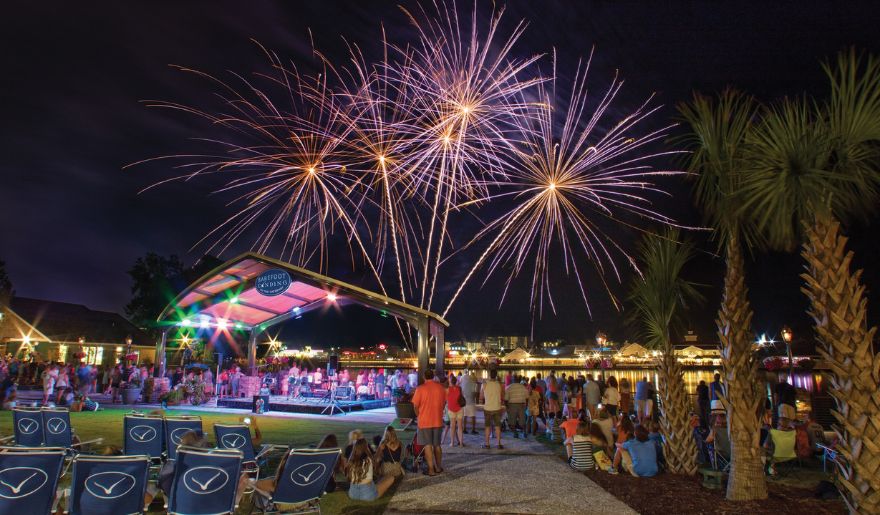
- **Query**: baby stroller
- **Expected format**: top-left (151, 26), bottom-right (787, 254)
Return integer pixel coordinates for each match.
top-left (404, 432), bottom-right (427, 473)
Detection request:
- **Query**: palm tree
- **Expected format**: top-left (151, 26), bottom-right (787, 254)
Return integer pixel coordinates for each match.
top-left (628, 229), bottom-right (702, 475)
top-left (677, 89), bottom-right (768, 500)
top-left (739, 51), bottom-right (880, 514)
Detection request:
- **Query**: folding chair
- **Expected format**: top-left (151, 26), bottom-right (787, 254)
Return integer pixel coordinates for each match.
top-left (41, 408), bottom-right (103, 454)
top-left (0, 446), bottom-right (66, 515)
top-left (253, 448), bottom-right (341, 514)
top-left (213, 424), bottom-right (282, 479)
top-left (66, 454), bottom-right (150, 515)
top-left (164, 417), bottom-right (203, 461)
top-left (123, 414), bottom-right (165, 461)
top-left (767, 428), bottom-right (798, 476)
top-left (166, 446), bottom-right (243, 515)
top-left (11, 408), bottom-right (44, 447)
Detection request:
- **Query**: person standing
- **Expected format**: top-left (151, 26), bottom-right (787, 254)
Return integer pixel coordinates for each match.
top-left (634, 376), bottom-right (650, 423)
top-left (710, 373), bottom-right (724, 403)
top-left (480, 369), bottom-right (504, 449)
top-left (446, 374), bottom-right (465, 446)
top-left (459, 370), bottom-right (479, 435)
top-left (412, 369), bottom-right (446, 476)
top-left (602, 376), bottom-right (620, 418)
top-left (697, 380), bottom-right (710, 429)
top-left (618, 377), bottom-right (632, 417)
top-left (584, 374), bottom-right (601, 418)
top-left (774, 379), bottom-right (797, 420)
top-left (505, 374), bottom-right (528, 439)
top-left (41, 364), bottom-right (58, 405)
top-left (229, 365), bottom-right (241, 398)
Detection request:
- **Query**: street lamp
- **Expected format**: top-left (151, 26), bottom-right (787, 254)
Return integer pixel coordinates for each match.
top-left (781, 325), bottom-right (794, 380)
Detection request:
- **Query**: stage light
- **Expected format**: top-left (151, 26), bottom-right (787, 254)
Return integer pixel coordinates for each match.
top-left (180, 319), bottom-right (191, 327)
top-left (234, 322), bottom-right (243, 329)
top-left (326, 293), bottom-right (338, 302)
top-left (200, 318), bottom-right (210, 329)
top-left (230, 296), bottom-right (239, 304)
top-left (292, 306), bottom-right (301, 314)
top-left (217, 318), bottom-right (228, 330)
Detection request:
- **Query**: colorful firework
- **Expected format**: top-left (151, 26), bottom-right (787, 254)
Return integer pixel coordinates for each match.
top-left (140, 2), bottom-right (681, 329)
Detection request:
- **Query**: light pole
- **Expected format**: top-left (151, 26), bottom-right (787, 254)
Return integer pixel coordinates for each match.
top-left (781, 325), bottom-right (793, 380)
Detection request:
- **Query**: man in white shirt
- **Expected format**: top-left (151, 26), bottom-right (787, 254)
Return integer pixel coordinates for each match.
top-left (480, 369), bottom-right (504, 449)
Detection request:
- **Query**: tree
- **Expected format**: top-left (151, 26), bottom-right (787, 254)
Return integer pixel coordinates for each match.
top-left (739, 51), bottom-right (880, 514)
top-left (0, 260), bottom-right (12, 306)
top-left (677, 89), bottom-right (768, 500)
top-left (125, 253), bottom-right (185, 333)
top-left (628, 229), bottom-right (702, 475)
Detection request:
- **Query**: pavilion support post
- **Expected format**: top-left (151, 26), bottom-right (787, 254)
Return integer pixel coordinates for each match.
top-left (432, 321), bottom-right (445, 376)
top-left (155, 330), bottom-right (168, 378)
top-left (416, 316), bottom-right (430, 383)
top-left (248, 330), bottom-right (259, 376)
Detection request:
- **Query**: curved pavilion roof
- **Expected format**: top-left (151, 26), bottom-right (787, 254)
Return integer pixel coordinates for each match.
top-left (157, 252), bottom-right (448, 332)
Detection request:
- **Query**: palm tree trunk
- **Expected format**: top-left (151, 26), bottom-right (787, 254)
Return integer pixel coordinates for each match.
top-left (657, 343), bottom-right (699, 474)
top-left (801, 213), bottom-right (880, 515)
top-left (718, 233), bottom-right (768, 500)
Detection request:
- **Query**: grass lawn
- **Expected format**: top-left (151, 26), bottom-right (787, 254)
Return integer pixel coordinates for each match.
top-left (0, 407), bottom-right (394, 514)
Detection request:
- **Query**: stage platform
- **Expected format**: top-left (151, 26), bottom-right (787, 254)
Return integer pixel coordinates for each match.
top-left (217, 394), bottom-right (392, 415)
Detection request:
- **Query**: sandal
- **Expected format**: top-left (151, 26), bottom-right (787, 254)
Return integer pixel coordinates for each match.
top-left (497, 444), bottom-right (505, 449)
top-left (482, 444), bottom-right (490, 449)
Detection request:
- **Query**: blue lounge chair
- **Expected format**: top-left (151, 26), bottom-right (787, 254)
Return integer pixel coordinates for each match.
top-left (253, 448), bottom-right (341, 513)
top-left (41, 408), bottom-right (102, 453)
top-left (67, 454), bottom-right (150, 515)
top-left (11, 408), bottom-right (44, 447)
top-left (164, 417), bottom-right (203, 461)
top-left (0, 446), bottom-right (66, 515)
top-left (213, 424), bottom-right (282, 477)
top-left (166, 446), bottom-right (243, 515)
top-left (123, 415), bottom-right (164, 460)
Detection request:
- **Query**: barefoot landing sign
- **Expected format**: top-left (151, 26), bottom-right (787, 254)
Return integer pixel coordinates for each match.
top-left (255, 269), bottom-right (292, 296)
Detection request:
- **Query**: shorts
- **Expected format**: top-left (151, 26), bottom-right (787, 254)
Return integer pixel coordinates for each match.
top-left (448, 409), bottom-right (463, 421)
top-left (418, 427), bottom-right (443, 447)
top-left (605, 405), bottom-right (618, 416)
top-left (484, 410), bottom-right (502, 428)
top-left (463, 403), bottom-right (477, 417)
top-left (348, 482), bottom-right (379, 501)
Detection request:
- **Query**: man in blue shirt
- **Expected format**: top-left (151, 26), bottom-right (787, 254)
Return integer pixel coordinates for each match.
top-left (612, 425), bottom-right (658, 477)
top-left (634, 377), bottom-right (650, 423)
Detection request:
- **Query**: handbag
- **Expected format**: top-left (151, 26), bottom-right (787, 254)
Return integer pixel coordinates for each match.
top-left (594, 450), bottom-right (613, 471)
top-left (456, 387), bottom-right (466, 407)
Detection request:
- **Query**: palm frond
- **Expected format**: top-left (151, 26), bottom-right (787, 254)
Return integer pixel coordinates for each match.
top-left (627, 229), bottom-right (702, 350)
top-left (675, 89), bottom-right (761, 249)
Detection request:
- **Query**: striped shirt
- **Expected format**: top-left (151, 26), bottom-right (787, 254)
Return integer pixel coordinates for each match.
top-left (570, 436), bottom-right (595, 471)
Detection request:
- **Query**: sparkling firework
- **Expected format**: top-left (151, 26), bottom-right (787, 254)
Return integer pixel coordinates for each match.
top-left (140, 2), bottom-right (681, 327)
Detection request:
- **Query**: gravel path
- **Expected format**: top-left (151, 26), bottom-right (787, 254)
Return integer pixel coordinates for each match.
top-left (386, 430), bottom-right (637, 514)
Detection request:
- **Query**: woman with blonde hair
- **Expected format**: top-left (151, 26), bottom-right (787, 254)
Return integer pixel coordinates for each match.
top-left (374, 426), bottom-right (404, 479)
top-left (346, 439), bottom-right (395, 501)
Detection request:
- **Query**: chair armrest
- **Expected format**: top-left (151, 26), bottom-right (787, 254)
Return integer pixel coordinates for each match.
top-left (72, 437), bottom-right (104, 448)
top-left (0, 435), bottom-right (14, 443)
top-left (255, 444), bottom-right (286, 460)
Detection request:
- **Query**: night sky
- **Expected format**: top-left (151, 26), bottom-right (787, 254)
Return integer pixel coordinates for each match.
top-left (2, 1), bottom-right (880, 348)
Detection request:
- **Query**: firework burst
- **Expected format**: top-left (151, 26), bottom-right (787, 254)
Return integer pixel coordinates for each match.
top-left (140, 2), bottom-right (682, 330)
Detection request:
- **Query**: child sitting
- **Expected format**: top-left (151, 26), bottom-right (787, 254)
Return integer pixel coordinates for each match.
top-left (570, 421), bottom-right (595, 471)
top-left (648, 420), bottom-right (665, 470)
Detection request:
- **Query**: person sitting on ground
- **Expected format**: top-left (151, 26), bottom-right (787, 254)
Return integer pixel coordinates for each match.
top-left (592, 407), bottom-right (615, 453)
top-left (346, 438), bottom-right (396, 502)
top-left (570, 420), bottom-right (595, 471)
top-left (616, 414), bottom-right (635, 446)
top-left (317, 433), bottom-right (344, 493)
top-left (560, 411), bottom-right (580, 459)
top-left (612, 424), bottom-right (658, 477)
top-left (764, 417), bottom-right (797, 476)
top-left (374, 426), bottom-right (404, 480)
top-left (648, 420), bottom-right (665, 469)
top-left (590, 422), bottom-right (613, 469)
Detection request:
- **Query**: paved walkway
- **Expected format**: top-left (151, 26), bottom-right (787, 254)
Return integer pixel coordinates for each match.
top-left (386, 430), bottom-right (636, 514)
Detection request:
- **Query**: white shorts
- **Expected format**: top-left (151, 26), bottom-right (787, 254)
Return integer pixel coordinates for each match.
top-left (463, 403), bottom-right (477, 417)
